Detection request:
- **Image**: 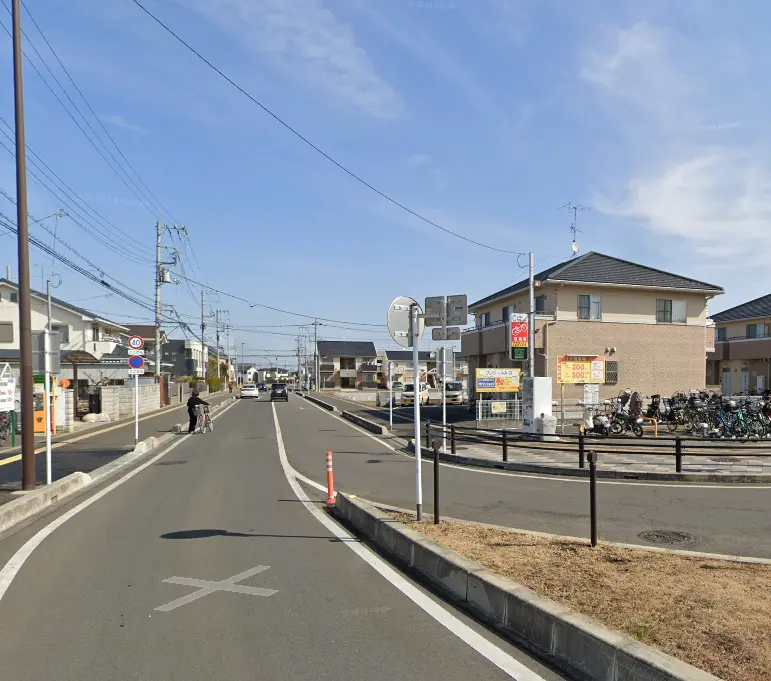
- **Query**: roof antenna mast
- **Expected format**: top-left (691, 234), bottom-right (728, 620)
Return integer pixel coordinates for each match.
top-left (559, 202), bottom-right (589, 258)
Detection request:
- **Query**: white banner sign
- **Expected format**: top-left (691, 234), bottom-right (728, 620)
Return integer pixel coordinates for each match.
top-left (0, 377), bottom-right (16, 411)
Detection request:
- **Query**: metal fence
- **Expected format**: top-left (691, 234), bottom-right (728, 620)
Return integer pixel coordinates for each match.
top-left (476, 399), bottom-right (522, 428)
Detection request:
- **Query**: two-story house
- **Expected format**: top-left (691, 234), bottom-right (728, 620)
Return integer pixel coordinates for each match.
top-left (707, 293), bottom-right (771, 395)
top-left (163, 339), bottom-right (209, 378)
top-left (317, 341), bottom-right (379, 389)
top-left (0, 278), bottom-right (129, 370)
top-left (462, 252), bottom-right (724, 401)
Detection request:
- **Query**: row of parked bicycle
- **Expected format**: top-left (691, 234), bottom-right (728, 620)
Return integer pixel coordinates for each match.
top-left (581, 389), bottom-right (771, 439)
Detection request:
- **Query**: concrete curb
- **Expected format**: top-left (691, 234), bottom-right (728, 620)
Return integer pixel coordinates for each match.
top-left (333, 493), bottom-right (720, 681)
top-left (342, 410), bottom-right (388, 435)
top-left (0, 396), bottom-right (236, 535)
top-left (301, 393), bottom-right (341, 415)
top-left (407, 441), bottom-right (771, 484)
top-left (0, 472), bottom-right (93, 535)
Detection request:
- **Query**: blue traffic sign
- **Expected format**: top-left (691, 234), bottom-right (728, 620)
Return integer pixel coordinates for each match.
top-left (128, 355), bottom-right (145, 369)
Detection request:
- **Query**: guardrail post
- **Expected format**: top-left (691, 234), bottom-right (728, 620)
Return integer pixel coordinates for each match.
top-left (502, 429), bottom-right (508, 462)
top-left (325, 451), bottom-right (335, 506)
top-left (425, 421), bottom-right (432, 451)
top-left (588, 450), bottom-right (598, 547)
top-left (450, 425), bottom-right (456, 455)
top-left (433, 439), bottom-right (440, 525)
top-left (578, 433), bottom-right (585, 469)
top-left (675, 436), bottom-right (682, 473)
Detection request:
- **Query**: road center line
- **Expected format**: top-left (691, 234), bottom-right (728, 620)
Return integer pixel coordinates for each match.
top-left (271, 402), bottom-right (547, 681)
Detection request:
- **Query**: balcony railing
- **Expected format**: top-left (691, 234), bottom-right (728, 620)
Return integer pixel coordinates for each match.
top-left (360, 362), bottom-right (378, 372)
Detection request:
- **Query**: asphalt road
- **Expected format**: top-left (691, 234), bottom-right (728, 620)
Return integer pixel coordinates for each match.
top-left (285, 395), bottom-right (771, 558)
top-left (0, 391), bottom-right (233, 495)
top-left (0, 396), bottom-right (565, 681)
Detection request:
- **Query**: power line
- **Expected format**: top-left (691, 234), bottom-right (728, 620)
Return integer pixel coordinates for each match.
top-left (128, 0), bottom-right (524, 256)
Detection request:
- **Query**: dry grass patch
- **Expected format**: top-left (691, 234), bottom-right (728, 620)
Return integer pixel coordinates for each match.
top-left (390, 513), bottom-right (771, 681)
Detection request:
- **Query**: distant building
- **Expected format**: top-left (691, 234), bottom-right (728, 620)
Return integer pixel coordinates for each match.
top-left (317, 341), bottom-right (379, 389)
top-left (707, 293), bottom-right (771, 394)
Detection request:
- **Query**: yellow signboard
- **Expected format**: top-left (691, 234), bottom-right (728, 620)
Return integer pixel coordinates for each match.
top-left (475, 368), bottom-right (521, 393)
top-left (557, 355), bottom-right (605, 384)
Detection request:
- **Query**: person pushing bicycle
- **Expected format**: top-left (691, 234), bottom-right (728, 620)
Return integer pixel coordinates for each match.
top-left (187, 390), bottom-right (209, 433)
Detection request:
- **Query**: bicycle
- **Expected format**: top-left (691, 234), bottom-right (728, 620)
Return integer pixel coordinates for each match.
top-left (196, 404), bottom-right (213, 434)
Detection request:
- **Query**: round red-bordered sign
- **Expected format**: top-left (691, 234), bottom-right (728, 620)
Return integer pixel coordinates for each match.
top-left (128, 335), bottom-right (145, 350)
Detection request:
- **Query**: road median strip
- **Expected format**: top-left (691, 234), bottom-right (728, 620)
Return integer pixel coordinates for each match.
top-left (0, 397), bottom-right (236, 536)
top-left (341, 410), bottom-right (389, 435)
top-left (333, 492), bottom-right (727, 681)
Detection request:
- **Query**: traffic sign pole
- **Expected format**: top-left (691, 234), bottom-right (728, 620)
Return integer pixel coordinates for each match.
top-left (411, 303), bottom-right (423, 522)
top-left (135, 371), bottom-right (139, 445)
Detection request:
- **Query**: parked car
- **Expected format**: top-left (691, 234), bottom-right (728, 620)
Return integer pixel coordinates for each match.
top-left (441, 381), bottom-right (464, 405)
top-left (270, 383), bottom-right (289, 402)
top-left (391, 381), bottom-right (404, 391)
top-left (401, 383), bottom-right (429, 406)
top-left (239, 383), bottom-right (259, 399)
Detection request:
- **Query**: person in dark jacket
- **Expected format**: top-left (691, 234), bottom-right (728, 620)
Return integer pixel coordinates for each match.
top-left (187, 391), bottom-right (209, 433)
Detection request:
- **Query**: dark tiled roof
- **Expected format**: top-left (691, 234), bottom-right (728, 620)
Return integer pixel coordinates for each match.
top-left (385, 350), bottom-right (436, 361)
top-left (470, 252), bottom-right (724, 309)
top-left (0, 279), bottom-right (129, 330)
top-left (711, 294), bottom-right (771, 323)
top-left (317, 341), bottom-right (377, 358)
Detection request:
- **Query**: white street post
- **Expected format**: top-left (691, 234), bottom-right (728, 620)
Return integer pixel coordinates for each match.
top-left (134, 372), bottom-right (139, 444)
top-left (411, 304), bottom-right (423, 521)
top-left (388, 361), bottom-right (393, 430)
top-left (43, 327), bottom-right (51, 484)
top-left (442, 348), bottom-right (447, 454)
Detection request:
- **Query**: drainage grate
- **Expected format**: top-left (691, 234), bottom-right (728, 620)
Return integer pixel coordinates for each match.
top-left (155, 461), bottom-right (187, 466)
top-left (638, 530), bottom-right (697, 545)
top-left (710, 457), bottom-right (739, 463)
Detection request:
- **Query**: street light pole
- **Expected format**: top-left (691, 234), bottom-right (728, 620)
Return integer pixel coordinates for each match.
top-left (12, 0), bottom-right (35, 491)
top-left (241, 342), bottom-right (245, 385)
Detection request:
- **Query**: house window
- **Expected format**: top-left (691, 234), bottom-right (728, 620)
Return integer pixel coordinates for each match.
top-left (0, 322), bottom-right (12, 342)
top-left (605, 361), bottom-right (618, 385)
top-left (502, 304), bottom-right (515, 322)
top-left (92, 325), bottom-right (101, 341)
top-left (715, 327), bottom-right (726, 342)
top-left (656, 299), bottom-right (686, 324)
top-left (578, 294), bottom-right (602, 320)
top-left (480, 312), bottom-right (491, 327)
top-left (535, 295), bottom-right (546, 313)
top-left (51, 324), bottom-right (69, 342)
top-left (747, 323), bottom-right (759, 339)
top-left (9, 292), bottom-right (18, 303)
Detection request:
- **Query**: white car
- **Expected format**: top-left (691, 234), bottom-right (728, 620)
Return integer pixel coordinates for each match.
top-left (239, 383), bottom-right (259, 399)
top-left (401, 383), bottom-right (430, 406)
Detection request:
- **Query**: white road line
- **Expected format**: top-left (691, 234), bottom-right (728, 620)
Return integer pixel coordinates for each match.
top-left (271, 402), bottom-right (547, 681)
top-left (0, 398), bottom-right (242, 605)
top-left (298, 397), bottom-right (771, 490)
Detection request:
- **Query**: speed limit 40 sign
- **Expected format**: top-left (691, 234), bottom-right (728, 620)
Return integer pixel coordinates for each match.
top-left (128, 335), bottom-right (145, 351)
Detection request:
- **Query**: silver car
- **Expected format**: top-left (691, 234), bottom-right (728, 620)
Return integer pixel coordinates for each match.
top-left (239, 383), bottom-right (259, 399)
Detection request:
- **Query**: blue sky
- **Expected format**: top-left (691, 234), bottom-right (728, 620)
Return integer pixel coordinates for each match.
top-left (0, 0), bottom-right (768, 367)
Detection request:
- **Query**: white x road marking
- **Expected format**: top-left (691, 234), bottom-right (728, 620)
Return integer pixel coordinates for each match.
top-left (155, 566), bottom-right (278, 612)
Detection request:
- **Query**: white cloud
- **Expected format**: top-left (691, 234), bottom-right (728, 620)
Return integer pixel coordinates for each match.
top-left (583, 21), bottom-right (771, 277)
top-left (177, 0), bottom-right (403, 118)
top-left (102, 115), bottom-right (146, 133)
top-left (596, 151), bottom-right (771, 266)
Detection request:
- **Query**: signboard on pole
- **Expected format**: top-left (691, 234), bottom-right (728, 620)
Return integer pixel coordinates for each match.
top-left (0, 376), bottom-right (16, 411)
top-left (510, 313), bottom-right (528, 362)
top-left (474, 368), bottom-right (521, 393)
top-left (128, 335), bottom-right (145, 350)
top-left (387, 296), bottom-right (424, 348)
top-left (128, 355), bottom-right (145, 376)
top-left (556, 355), bottom-right (605, 384)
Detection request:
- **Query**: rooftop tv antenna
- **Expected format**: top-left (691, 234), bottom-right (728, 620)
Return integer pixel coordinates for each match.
top-left (559, 202), bottom-right (589, 258)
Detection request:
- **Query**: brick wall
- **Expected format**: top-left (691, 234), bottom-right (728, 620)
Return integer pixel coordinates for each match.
top-left (544, 321), bottom-right (707, 401)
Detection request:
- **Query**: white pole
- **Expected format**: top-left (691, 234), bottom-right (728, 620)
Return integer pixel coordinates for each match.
top-left (412, 304), bottom-right (423, 521)
top-left (44, 327), bottom-right (51, 484)
top-left (134, 372), bottom-right (139, 444)
top-left (528, 251), bottom-right (535, 378)
top-left (442, 348), bottom-right (447, 454)
top-left (389, 362), bottom-right (393, 430)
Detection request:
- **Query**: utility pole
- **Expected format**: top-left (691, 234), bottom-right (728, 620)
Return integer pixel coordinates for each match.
top-left (528, 251), bottom-right (535, 378)
top-left (200, 290), bottom-right (206, 381)
top-left (154, 221), bottom-right (184, 386)
top-left (12, 0), bottom-right (35, 491)
top-left (312, 319), bottom-right (321, 391)
top-left (215, 309), bottom-right (221, 379)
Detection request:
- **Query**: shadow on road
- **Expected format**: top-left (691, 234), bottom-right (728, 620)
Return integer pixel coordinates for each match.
top-left (160, 528), bottom-right (358, 542)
